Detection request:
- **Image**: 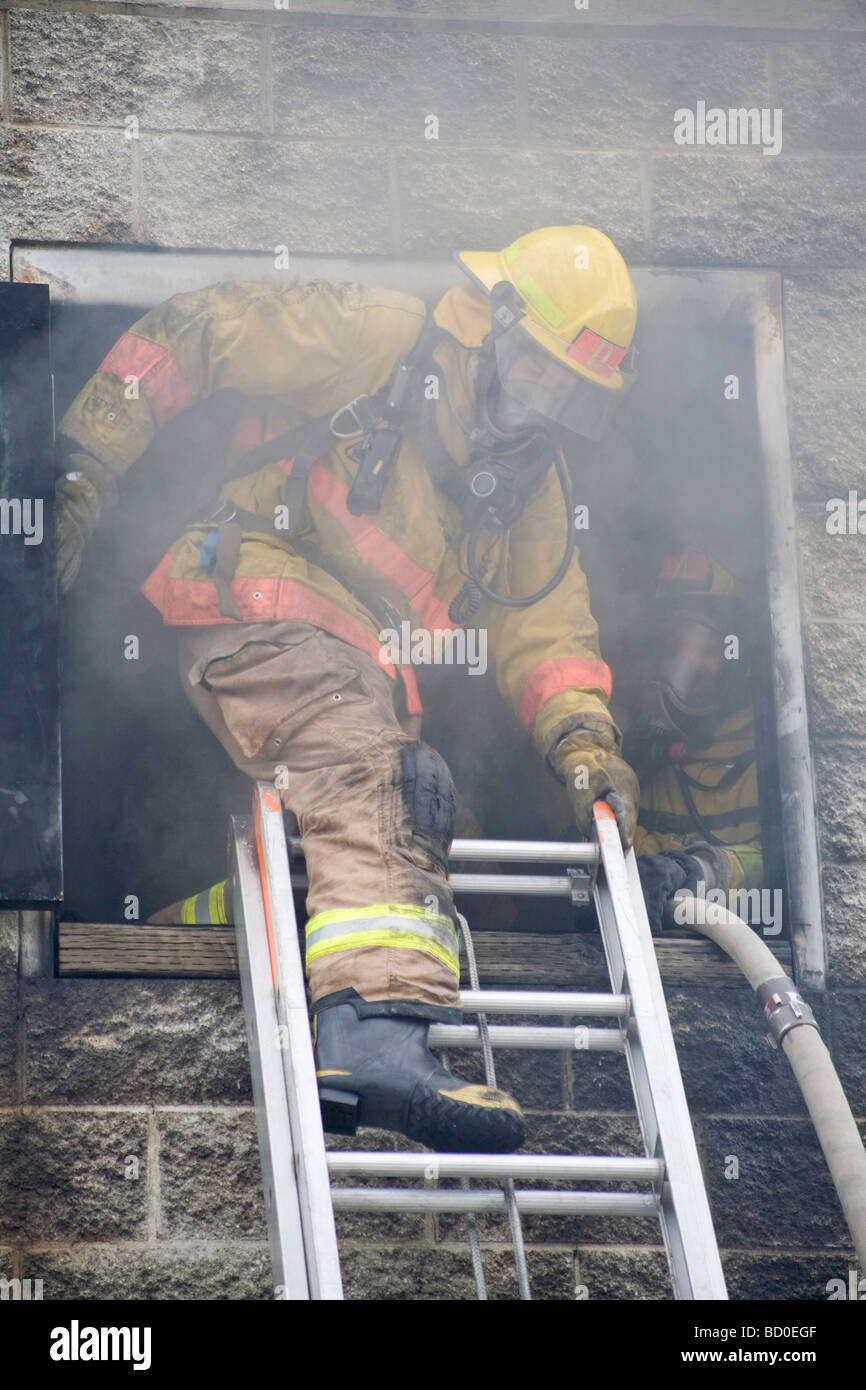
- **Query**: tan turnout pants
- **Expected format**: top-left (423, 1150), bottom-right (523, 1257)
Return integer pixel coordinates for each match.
top-left (178, 622), bottom-right (461, 1020)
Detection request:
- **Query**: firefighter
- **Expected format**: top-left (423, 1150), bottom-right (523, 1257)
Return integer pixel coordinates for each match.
top-left (55, 224), bottom-right (640, 1153)
top-left (627, 552), bottom-right (763, 935)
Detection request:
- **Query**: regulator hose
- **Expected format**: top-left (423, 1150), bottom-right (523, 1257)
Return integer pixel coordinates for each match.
top-left (465, 446), bottom-right (575, 610)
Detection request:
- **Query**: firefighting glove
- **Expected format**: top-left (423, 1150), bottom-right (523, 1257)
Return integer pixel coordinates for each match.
top-left (637, 851), bottom-right (703, 936)
top-left (55, 450), bottom-right (117, 592)
top-left (551, 730), bottom-right (640, 850)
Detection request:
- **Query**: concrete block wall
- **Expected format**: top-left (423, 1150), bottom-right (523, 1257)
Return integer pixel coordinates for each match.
top-left (1, 0), bottom-right (865, 1298)
top-left (1, 919), bottom-right (863, 1300)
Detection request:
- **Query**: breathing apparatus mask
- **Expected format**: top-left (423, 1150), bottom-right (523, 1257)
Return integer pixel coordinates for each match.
top-left (450, 282), bottom-right (631, 619)
top-left (622, 553), bottom-right (751, 780)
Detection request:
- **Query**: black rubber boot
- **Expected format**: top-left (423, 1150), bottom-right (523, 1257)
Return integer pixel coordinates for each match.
top-left (314, 1002), bottom-right (525, 1153)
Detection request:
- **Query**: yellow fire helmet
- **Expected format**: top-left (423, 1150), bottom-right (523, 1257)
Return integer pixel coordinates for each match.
top-left (456, 225), bottom-right (638, 439)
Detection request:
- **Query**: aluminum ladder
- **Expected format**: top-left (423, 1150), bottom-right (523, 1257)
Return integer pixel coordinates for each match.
top-left (230, 781), bottom-right (728, 1301)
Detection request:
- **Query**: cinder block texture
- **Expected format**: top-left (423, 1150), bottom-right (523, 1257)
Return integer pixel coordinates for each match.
top-left (21, 1244), bottom-right (272, 1301)
top-left (813, 744), bottom-right (866, 864)
top-left (526, 37), bottom-right (769, 150)
top-left (0, 1110), bottom-right (148, 1243)
top-left (0, 128), bottom-right (134, 274)
top-left (802, 620), bottom-right (866, 740)
top-left (667, 986), bottom-right (826, 1117)
top-left (784, 273), bottom-right (866, 388)
top-left (827, 990), bottom-right (866, 1117)
top-left (697, 1115), bottom-right (858, 1250)
top-left (653, 157), bottom-right (866, 267)
top-left (798, 505), bottom-right (866, 622)
top-left (273, 28), bottom-right (519, 141)
top-left (22, 980), bottom-right (251, 1106)
top-left (139, 136), bottom-right (392, 252)
top-left (722, 1250), bottom-right (858, 1301)
top-left (9, 12), bottom-right (265, 132)
top-left (396, 147), bottom-right (645, 256)
top-left (576, 1245), bottom-right (671, 1301)
top-left (822, 866), bottom-right (866, 987)
top-left (771, 43), bottom-right (866, 152)
top-left (156, 1109), bottom-right (266, 1241)
top-left (790, 385), bottom-right (866, 500)
top-left (339, 1242), bottom-right (575, 1301)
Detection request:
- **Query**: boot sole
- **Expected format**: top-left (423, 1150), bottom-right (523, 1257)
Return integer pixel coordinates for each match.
top-left (319, 1083), bottom-right (524, 1153)
top-left (406, 1086), bottom-right (525, 1154)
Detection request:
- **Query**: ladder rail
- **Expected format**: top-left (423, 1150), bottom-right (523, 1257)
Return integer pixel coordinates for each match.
top-left (229, 819), bottom-right (310, 1300)
top-left (249, 785), bottom-right (344, 1300)
top-left (593, 803), bottom-right (728, 1301)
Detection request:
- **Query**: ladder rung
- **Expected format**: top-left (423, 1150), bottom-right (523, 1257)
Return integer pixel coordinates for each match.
top-left (449, 872), bottom-right (575, 896)
top-left (428, 1023), bottom-right (625, 1052)
top-left (331, 1189), bottom-right (661, 1216)
top-left (328, 1153), bottom-right (664, 1182)
top-left (289, 835), bottom-right (599, 865)
top-left (459, 989), bottom-right (630, 1017)
top-left (449, 838), bottom-right (599, 864)
top-left (289, 870), bottom-right (578, 897)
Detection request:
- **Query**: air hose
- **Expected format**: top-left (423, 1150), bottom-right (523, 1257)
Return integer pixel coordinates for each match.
top-left (464, 445), bottom-right (576, 610)
top-left (671, 894), bottom-right (866, 1268)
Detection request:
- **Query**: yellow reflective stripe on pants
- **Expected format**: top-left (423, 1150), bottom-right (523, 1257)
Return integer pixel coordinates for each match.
top-left (180, 894), bottom-right (197, 925)
top-left (208, 880), bottom-right (228, 925)
top-left (180, 881), bottom-right (228, 925)
top-left (305, 905), bottom-right (460, 977)
top-left (307, 930), bottom-right (460, 978)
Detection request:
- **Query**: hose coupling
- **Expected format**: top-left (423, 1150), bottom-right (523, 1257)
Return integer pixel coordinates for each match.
top-left (755, 975), bottom-right (819, 1049)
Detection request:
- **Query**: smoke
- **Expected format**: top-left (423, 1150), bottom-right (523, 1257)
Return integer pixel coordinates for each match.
top-left (53, 293), bottom-right (774, 927)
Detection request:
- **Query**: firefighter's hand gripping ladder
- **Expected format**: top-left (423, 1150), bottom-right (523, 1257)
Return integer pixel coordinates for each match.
top-left (229, 783), bottom-right (728, 1301)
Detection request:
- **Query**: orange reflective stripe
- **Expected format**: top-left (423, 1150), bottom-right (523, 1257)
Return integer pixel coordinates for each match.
top-left (400, 664), bottom-right (422, 716)
top-left (301, 460), bottom-right (457, 633)
top-left (140, 553), bottom-right (423, 715)
top-left (142, 555), bottom-right (392, 661)
top-left (517, 657), bottom-right (612, 729)
top-left (98, 332), bottom-right (192, 428)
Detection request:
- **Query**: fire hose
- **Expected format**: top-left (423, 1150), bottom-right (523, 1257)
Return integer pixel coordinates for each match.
top-left (670, 893), bottom-right (866, 1270)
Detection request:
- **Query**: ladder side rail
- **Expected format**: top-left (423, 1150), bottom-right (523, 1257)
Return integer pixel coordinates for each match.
top-left (230, 817), bottom-right (310, 1300)
top-left (593, 804), bottom-right (728, 1301)
top-left (593, 872), bottom-right (660, 1158)
top-left (253, 784), bottom-right (344, 1301)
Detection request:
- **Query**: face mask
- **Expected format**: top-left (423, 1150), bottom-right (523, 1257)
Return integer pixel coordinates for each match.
top-left (623, 611), bottom-right (748, 777)
top-left (493, 323), bottom-right (630, 441)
